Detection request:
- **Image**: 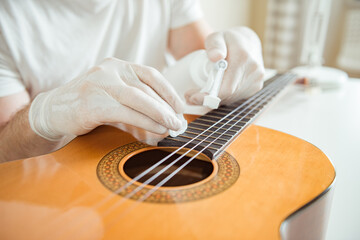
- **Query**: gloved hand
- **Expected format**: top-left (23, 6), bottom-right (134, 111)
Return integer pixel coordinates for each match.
top-left (29, 58), bottom-right (185, 141)
top-left (185, 27), bottom-right (265, 105)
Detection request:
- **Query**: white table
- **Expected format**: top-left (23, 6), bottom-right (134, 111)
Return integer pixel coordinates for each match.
top-left (255, 79), bottom-right (360, 240)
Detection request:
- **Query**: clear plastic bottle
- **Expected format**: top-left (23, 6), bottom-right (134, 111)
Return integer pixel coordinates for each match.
top-left (163, 49), bottom-right (227, 110)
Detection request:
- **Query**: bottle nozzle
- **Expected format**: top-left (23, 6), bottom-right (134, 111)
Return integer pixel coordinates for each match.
top-left (203, 59), bottom-right (228, 109)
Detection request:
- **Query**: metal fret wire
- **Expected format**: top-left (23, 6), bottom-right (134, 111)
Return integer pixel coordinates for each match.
top-left (102, 75), bottom-right (292, 231)
top-left (85, 75), bottom-right (288, 217)
top-left (132, 75), bottom-right (290, 203)
top-left (54, 75), bottom-right (292, 239)
top-left (101, 74), bottom-right (291, 217)
top-left (162, 81), bottom-right (284, 157)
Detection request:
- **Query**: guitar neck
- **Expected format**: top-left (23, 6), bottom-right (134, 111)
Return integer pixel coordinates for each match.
top-left (158, 73), bottom-right (297, 159)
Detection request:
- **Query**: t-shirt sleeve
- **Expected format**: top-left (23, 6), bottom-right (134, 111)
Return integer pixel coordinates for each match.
top-left (170, 0), bottom-right (204, 29)
top-left (0, 32), bottom-right (25, 97)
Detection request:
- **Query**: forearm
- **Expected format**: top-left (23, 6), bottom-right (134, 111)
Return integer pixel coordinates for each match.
top-left (0, 105), bottom-right (63, 163)
top-left (168, 19), bottom-right (213, 60)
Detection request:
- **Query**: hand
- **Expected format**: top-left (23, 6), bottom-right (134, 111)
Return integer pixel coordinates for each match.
top-left (186, 27), bottom-right (265, 105)
top-left (29, 58), bottom-right (185, 141)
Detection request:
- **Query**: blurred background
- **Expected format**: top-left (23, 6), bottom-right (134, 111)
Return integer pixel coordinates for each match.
top-left (199, 0), bottom-right (360, 239)
top-left (200, 0), bottom-right (360, 78)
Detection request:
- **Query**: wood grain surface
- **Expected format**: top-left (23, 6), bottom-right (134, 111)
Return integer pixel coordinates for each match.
top-left (0, 115), bottom-right (335, 240)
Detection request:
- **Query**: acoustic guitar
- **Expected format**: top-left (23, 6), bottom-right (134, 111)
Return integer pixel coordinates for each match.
top-left (0, 73), bottom-right (335, 240)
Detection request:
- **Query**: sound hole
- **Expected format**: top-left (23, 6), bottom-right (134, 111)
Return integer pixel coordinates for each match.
top-left (123, 148), bottom-right (214, 187)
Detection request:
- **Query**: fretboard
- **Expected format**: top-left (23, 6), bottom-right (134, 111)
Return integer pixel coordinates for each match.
top-left (158, 73), bottom-right (297, 159)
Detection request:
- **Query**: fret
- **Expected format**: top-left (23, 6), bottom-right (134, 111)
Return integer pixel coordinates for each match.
top-left (205, 112), bottom-right (227, 118)
top-left (239, 106), bottom-right (263, 112)
top-left (176, 138), bottom-right (221, 151)
top-left (158, 72), bottom-right (298, 160)
top-left (215, 108), bottom-right (232, 114)
top-left (224, 101), bottom-right (253, 108)
top-left (195, 117), bottom-right (248, 126)
top-left (195, 117), bottom-right (247, 126)
top-left (181, 132), bottom-right (229, 144)
top-left (176, 135), bottom-right (224, 147)
top-left (219, 105), bottom-right (237, 110)
top-left (189, 122), bottom-right (235, 133)
top-left (186, 127), bottom-right (233, 139)
top-left (158, 136), bottom-right (219, 153)
top-left (235, 103), bottom-right (264, 111)
top-left (201, 115), bottom-right (247, 124)
top-left (207, 111), bottom-right (256, 118)
top-left (190, 123), bottom-right (239, 134)
top-left (240, 104), bottom-right (263, 112)
top-left (194, 118), bottom-right (245, 131)
top-left (202, 113), bottom-right (253, 122)
top-left (192, 120), bottom-right (242, 132)
top-left (209, 111), bottom-right (256, 119)
top-left (221, 103), bottom-right (242, 110)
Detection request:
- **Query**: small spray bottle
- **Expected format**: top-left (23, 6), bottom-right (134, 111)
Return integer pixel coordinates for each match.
top-left (163, 50), bottom-right (227, 137)
top-left (163, 49), bottom-right (228, 109)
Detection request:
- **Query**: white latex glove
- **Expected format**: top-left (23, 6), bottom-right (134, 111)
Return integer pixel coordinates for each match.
top-left (185, 27), bottom-right (265, 106)
top-left (29, 58), bottom-right (185, 141)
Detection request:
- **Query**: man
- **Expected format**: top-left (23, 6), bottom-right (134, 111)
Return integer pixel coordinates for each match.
top-left (0, 0), bottom-right (264, 162)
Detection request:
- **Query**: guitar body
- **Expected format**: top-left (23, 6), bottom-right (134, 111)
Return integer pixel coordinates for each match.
top-left (0, 115), bottom-right (335, 240)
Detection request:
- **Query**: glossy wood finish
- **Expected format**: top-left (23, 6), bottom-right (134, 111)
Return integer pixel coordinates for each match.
top-left (0, 117), bottom-right (335, 240)
top-left (159, 73), bottom-right (295, 160)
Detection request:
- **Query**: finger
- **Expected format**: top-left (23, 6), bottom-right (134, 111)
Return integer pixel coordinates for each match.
top-left (245, 69), bottom-right (265, 93)
top-left (205, 32), bottom-right (227, 62)
top-left (122, 71), bottom-right (175, 112)
top-left (110, 85), bottom-right (182, 131)
top-left (243, 60), bottom-right (259, 79)
top-left (100, 103), bottom-right (168, 135)
top-left (130, 64), bottom-right (185, 114)
top-left (185, 91), bottom-right (207, 105)
top-left (218, 63), bottom-right (244, 101)
top-left (108, 62), bottom-right (179, 115)
top-left (217, 32), bottom-right (251, 101)
top-left (221, 67), bottom-right (264, 104)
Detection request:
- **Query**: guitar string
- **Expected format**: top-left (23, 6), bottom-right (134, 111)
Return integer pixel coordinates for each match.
top-left (102, 74), bottom-right (292, 230)
top-left (54, 74), bottom-right (290, 240)
top-left (77, 74), bottom-right (287, 215)
top-left (58, 75), bottom-right (292, 240)
top-left (99, 74), bottom-right (289, 217)
top-left (98, 74), bottom-right (291, 225)
top-left (136, 76), bottom-right (291, 200)
top-left (104, 74), bottom-right (291, 215)
top-left (52, 74), bottom-right (291, 239)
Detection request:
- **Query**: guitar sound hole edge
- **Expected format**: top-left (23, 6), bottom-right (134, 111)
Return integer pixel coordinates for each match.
top-left (120, 147), bottom-right (217, 189)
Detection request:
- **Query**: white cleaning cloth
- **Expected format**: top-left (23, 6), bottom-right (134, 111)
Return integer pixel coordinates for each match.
top-left (169, 114), bottom-right (188, 137)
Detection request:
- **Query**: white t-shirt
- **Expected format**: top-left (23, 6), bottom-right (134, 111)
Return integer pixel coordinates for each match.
top-left (0, 0), bottom-right (203, 99)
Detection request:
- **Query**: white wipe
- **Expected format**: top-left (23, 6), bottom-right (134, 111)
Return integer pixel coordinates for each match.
top-left (169, 114), bottom-right (188, 137)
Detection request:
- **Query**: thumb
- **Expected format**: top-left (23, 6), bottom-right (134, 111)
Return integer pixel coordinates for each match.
top-left (205, 32), bottom-right (227, 62)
